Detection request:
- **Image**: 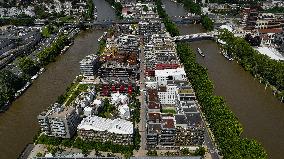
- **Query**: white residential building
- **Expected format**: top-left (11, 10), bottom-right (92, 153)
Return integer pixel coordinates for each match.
top-left (111, 92), bottom-right (129, 106)
top-left (158, 84), bottom-right (177, 105)
top-left (118, 104), bottom-right (131, 119)
top-left (157, 80), bottom-right (191, 105)
top-left (155, 68), bottom-right (187, 86)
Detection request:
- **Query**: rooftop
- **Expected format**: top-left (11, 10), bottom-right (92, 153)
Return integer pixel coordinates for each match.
top-left (185, 113), bottom-right (203, 127)
top-left (155, 67), bottom-right (185, 77)
top-left (148, 112), bottom-right (161, 122)
top-left (258, 28), bottom-right (283, 34)
top-left (148, 102), bottom-right (160, 110)
top-left (147, 123), bottom-right (162, 134)
top-left (161, 117), bottom-right (175, 129)
top-left (178, 87), bottom-right (194, 94)
top-left (147, 89), bottom-right (159, 102)
top-left (255, 47), bottom-right (284, 61)
top-left (78, 116), bottom-right (133, 135)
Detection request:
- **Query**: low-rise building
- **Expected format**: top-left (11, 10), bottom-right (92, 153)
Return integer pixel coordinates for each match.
top-left (77, 116), bottom-right (133, 145)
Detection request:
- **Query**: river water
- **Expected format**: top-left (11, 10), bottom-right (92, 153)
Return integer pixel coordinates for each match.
top-left (0, 0), bottom-right (116, 158)
top-left (162, 0), bottom-right (284, 158)
top-left (1, 0), bottom-right (283, 158)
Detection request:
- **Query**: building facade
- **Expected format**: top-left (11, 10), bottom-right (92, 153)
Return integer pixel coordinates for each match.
top-left (38, 104), bottom-right (80, 138)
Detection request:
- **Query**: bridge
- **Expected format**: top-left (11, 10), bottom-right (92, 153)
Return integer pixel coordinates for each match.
top-left (171, 15), bottom-right (201, 24)
top-left (83, 15), bottom-right (201, 28)
top-left (173, 32), bottom-right (217, 42)
top-left (83, 20), bottom-right (139, 29)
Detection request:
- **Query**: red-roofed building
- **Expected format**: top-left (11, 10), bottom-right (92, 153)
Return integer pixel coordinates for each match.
top-left (162, 118), bottom-right (175, 129)
top-left (258, 28), bottom-right (282, 34)
top-left (148, 112), bottom-right (161, 123)
top-left (147, 102), bottom-right (161, 112)
top-left (145, 68), bottom-right (155, 77)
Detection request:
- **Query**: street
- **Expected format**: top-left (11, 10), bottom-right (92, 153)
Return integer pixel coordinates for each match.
top-left (135, 42), bottom-right (147, 156)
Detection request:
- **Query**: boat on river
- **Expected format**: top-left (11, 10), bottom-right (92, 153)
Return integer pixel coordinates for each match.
top-left (197, 48), bottom-right (205, 57)
top-left (222, 50), bottom-right (233, 61)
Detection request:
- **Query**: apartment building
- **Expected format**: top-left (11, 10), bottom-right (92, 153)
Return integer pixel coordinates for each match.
top-left (160, 116), bottom-right (176, 148)
top-left (117, 34), bottom-right (140, 52)
top-left (157, 80), bottom-right (191, 105)
top-left (38, 103), bottom-right (80, 138)
top-left (98, 61), bottom-right (139, 82)
top-left (138, 20), bottom-right (162, 42)
top-left (80, 54), bottom-right (100, 80)
top-left (144, 31), bottom-right (181, 77)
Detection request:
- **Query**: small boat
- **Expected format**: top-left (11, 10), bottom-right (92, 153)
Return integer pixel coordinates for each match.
top-left (222, 50), bottom-right (233, 61)
top-left (197, 48), bottom-right (205, 57)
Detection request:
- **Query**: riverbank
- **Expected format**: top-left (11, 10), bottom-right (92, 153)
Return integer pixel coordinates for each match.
top-left (161, 0), bottom-right (284, 158)
top-left (218, 30), bottom-right (284, 102)
top-left (0, 29), bottom-right (105, 159)
top-left (176, 43), bottom-right (267, 158)
top-left (0, 27), bottom-right (81, 113)
top-left (157, 0), bottom-right (267, 158)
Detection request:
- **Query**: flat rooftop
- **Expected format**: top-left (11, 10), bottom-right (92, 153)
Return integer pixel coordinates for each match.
top-left (147, 123), bottom-right (162, 134)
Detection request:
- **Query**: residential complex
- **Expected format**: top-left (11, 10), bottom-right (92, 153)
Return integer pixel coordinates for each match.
top-left (80, 54), bottom-right (100, 80)
top-left (31, 0), bottom-right (211, 158)
top-left (78, 116), bottom-right (133, 145)
top-left (38, 103), bottom-right (80, 138)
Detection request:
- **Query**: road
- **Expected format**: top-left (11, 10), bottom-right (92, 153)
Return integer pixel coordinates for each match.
top-left (135, 41), bottom-right (147, 156)
top-left (196, 102), bottom-right (220, 159)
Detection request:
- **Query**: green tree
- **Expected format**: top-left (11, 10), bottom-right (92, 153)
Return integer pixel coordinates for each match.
top-left (36, 152), bottom-right (43, 157)
top-left (37, 34), bottom-right (69, 66)
top-left (177, 0), bottom-right (201, 15)
top-left (0, 70), bottom-right (25, 105)
top-left (18, 57), bottom-right (40, 77)
top-left (201, 15), bottom-right (214, 31)
top-left (181, 148), bottom-right (190, 155)
top-left (194, 147), bottom-right (205, 156)
top-left (143, 5), bottom-right (149, 12)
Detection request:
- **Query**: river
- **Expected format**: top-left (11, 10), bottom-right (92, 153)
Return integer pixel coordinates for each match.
top-left (162, 0), bottom-right (284, 158)
top-left (1, 0), bottom-right (283, 158)
top-left (0, 0), bottom-right (116, 158)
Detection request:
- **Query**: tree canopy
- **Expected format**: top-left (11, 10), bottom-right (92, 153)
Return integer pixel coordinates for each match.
top-left (201, 15), bottom-right (214, 31)
top-left (155, 0), bottom-right (180, 37)
top-left (219, 29), bottom-right (284, 101)
top-left (0, 70), bottom-right (25, 109)
top-left (176, 43), bottom-right (267, 158)
top-left (18, 57), bottom-right (40, 77)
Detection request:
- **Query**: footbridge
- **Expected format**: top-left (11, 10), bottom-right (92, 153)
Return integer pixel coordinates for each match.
top-left (83, 20), bottom-right (138, 29)
top-left (174, 32), bottom-right (217, 42)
